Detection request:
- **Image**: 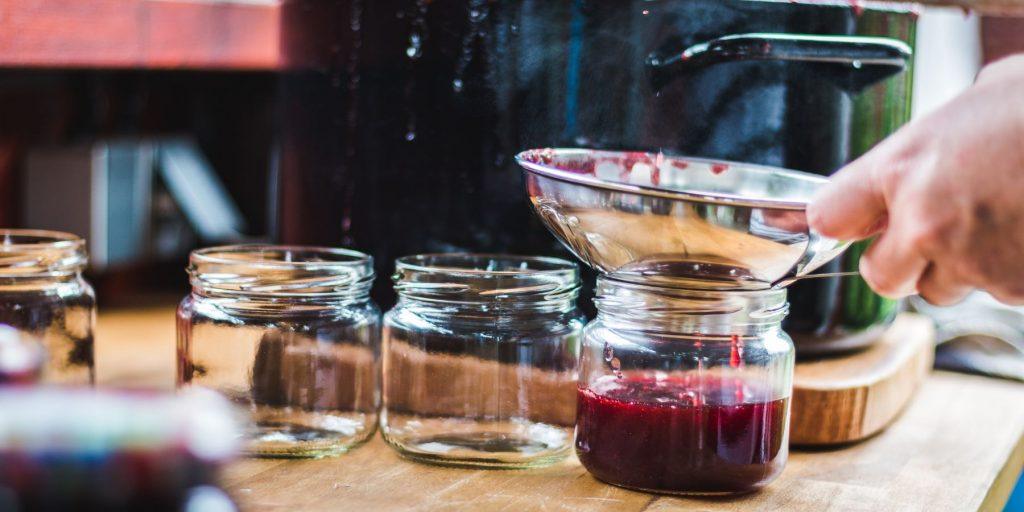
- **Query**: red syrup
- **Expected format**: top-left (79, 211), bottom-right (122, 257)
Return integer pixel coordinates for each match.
top-left (0, 368), bottom-right (39, 385)
top-left (729, 334), bottom-right (742, 368)
top-left (575, 377), bottom-right (789, 495)
top-left (850, 0), bottom-right (864, 17)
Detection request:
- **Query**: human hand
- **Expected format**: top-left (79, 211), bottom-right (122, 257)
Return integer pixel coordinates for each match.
top-left (807, 54), bottom-right (1024, 306)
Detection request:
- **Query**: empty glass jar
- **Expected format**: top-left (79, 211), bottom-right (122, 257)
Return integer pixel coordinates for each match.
top-left (177, 245), bottom-right (379, 458)
top-left (381, 254), bottom-right (584, 468)
top-left (0, 230), bottom-right (94, 386)
top-left (576, 277), bottom-right (794, 495)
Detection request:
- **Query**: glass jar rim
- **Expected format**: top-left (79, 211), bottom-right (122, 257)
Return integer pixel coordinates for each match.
top-left (393, 253), bottom-right (580, 303)
top-left (597, 277), bottom-right (788, 301)
top-left (188, 245), bottom-right (374, 299)
top-left (594, 276), bottom-right (788, 332)
top-left (0, 229), bottom-right (88, 277)
top-left (0, 229), bottom-right (85, 249)
top-left (190, 244), bottom-right (372, 269)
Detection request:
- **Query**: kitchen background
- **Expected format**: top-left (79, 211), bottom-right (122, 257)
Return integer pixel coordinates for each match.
top-left (0, 3), bottom-right (1013, 305)
top-left (0, 0), bottom-right (1023, 508)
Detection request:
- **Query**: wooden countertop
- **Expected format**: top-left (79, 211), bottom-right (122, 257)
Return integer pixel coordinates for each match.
top-left (96, 306), bottom-right (1024, 511)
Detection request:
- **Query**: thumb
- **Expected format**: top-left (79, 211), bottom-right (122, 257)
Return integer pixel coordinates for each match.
top-left (807, 154), bottom-right (889, 240)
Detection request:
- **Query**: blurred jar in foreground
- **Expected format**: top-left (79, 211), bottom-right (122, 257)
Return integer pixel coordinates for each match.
top-left (0, 230), bottom-right (94, 386)
top-left (177, 245), bottom-right (380, 458)
top-left (0, 388), bottom-right (239, 511)
top-left (381, 254), bottom-right (584, 468)
top-left (576, 278), bottom-right (794, 495)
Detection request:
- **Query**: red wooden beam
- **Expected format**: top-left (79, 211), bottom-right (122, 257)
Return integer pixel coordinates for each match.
top-left (0, 0), bottom-right (281, 70)
top-left (983, 16), bottom-right (1024, 64)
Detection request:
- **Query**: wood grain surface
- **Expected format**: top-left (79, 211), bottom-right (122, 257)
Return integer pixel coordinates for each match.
top-left (222, 370), bottom-right (1024, 512)
top-left (96, 306), bottom-right (1024, 511)
top-left (791, 314), bottom-right (935, 445)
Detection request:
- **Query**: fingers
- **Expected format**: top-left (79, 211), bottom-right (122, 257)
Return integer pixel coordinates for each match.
top-left (976, 54), bottom-right (1024, 87)
top-left (859, 225), bottom-right (929, 299)
top-left (807, 156), bottom-right (889, 241)
top-left (916, 263), bottom-right (973, 306)
top-left (989, 290), bottom-right (1024, 307)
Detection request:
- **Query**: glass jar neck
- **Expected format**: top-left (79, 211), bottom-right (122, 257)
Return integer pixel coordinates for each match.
top-left (392, 253), bottom-right (581, 320)
top-left (0, 230), bottom-right (87, 290)
top-left (395, 294), bottom-right (578, 322)
top-left (188, 245), bottom-right (374, 306)
top-left (594, 277), bottom-right (788, 336)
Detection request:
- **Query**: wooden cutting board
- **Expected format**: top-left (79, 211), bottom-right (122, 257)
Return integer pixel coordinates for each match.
top-left (791, 313), bottom-right (936, 446)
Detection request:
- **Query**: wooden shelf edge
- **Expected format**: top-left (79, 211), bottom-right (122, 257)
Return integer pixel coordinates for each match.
top-left (0, 0), bottom-right (281, 71)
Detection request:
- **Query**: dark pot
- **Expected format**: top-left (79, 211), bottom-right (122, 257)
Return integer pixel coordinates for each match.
top-left (277, 0), bottom-right (917, 355)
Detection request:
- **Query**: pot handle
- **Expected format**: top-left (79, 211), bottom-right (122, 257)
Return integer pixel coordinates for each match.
top-left (647, 33), bottom-right (912, 92)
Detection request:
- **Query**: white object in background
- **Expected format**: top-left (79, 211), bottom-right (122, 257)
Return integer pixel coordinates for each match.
top-left (23, 137), bottom-right (249, 271)
top-left (911, 7), bottom-right (983, 118)
top-left (158, 138), bottom-right (247, 242)
top-left (23, 141), bottom-right (156, 270)
top-left (912, 293), bottom-right (1024, 381)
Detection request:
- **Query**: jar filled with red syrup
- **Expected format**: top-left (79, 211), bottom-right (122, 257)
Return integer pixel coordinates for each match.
top-left (576, 277), bottom-right (794, 495)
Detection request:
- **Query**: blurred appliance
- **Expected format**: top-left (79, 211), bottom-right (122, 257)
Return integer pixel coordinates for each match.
top-left (23, 138), bottom-right (247, 270)
top-left (277, 0), bottom-right (917, 355)
top-left (913, 293), bottom-right (1024, 382)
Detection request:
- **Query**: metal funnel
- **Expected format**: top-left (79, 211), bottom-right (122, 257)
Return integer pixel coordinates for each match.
top-left (516, 148), bottom-right (851, 291)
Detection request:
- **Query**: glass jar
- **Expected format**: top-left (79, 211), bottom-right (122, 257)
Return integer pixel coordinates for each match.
top-left (0, 230), bottom-right (94, 386)
top-left (381, 254), bottom-right (585, 468)
top-left (577, 277), bottom-right (794, 495)
top-left (177, 245), bottom-right (380, 458)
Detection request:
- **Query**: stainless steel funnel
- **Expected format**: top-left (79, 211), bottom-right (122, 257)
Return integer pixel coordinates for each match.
top-left (516, 148), bottom-right (851, 291)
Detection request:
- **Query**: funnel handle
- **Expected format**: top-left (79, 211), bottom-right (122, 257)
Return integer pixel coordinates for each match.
top-left (647, 33), bottom-right (912, 93)
top-left (773, 231), bottom-right (854, 288)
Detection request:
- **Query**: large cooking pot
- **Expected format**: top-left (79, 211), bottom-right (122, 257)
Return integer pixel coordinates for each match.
top-left (277, 0), bottom-right (917, 355)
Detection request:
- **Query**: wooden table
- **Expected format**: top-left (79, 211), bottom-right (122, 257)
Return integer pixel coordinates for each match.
top-left (97, 306), bottom-right (1024, 511)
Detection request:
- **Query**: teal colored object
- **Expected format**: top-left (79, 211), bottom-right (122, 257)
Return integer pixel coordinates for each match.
top-left (1007, 472), bottom-right (1024, 511)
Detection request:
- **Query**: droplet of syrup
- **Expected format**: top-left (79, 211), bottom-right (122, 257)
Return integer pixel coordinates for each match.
top-left (729, 334), bottom-right (742, 368)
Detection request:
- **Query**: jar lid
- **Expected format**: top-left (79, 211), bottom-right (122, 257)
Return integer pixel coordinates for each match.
top-left (0, 229), bottom-right (88, 277)
top-left (188, 245), bottom-right (374, 299)
top-left (393, 253), bottom-right (580, 303)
